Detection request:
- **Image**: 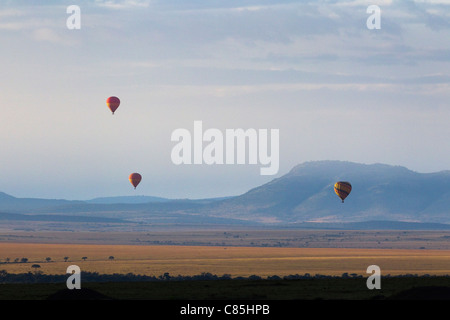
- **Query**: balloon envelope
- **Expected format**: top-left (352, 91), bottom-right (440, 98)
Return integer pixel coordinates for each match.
top-left (106, 96), bottom-right (120, 114)
top-left (129, 173), bottom-right (142, 189)
top-left (334, 181), bottom-right (352, 203)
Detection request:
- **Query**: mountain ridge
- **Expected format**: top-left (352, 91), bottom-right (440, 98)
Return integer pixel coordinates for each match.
top-left (1, 161), bottom-right (449, 228)
top-left (195, 160), bottom-right (450, 224)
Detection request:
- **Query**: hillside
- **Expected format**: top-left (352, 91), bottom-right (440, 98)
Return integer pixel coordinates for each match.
top-left (200, 161), bottom-right (450, 224)
top-left (0, 192), bottom-right (84, 212)
top-left (1, 161), bottom-right (449, 228)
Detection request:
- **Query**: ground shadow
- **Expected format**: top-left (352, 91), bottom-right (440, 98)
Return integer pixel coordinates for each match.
top-left (46, 288), bottom-right (113, 300)
top-left (388, 286), bottom-right (450, 300)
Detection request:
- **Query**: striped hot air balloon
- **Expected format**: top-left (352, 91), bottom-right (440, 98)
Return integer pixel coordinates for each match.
top-left (334, 181), bottom-right (352, 203)
top-left (106, 96), bottom-right (120, 114)
top-left (129, 173), bottom-right (142, 189)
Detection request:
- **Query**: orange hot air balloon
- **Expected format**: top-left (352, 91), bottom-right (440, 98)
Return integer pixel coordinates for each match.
top-left (334, 181), bottom-right (352, 203)
top-left (129, 173), bottom-right (142, 189)
top-left (106, 96), bottom-right (120, 114)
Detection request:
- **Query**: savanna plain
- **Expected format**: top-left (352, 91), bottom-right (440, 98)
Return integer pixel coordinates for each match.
top-left (1, 229), bottom-right (450, 276)
top-left (1, 229), bottom-right (450, 300)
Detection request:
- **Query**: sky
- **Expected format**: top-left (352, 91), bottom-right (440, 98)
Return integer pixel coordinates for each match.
top-left (0, 0), bottom-right (449, 200)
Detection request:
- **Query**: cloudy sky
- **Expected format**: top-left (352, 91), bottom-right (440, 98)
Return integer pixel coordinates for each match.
top-left (1, 0), bottom-right (449, 200)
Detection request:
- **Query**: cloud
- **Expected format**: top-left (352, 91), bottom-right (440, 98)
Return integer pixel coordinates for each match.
top-left (32, 28), bottom-right (63, 43)
top-left (414, 0), bottom-right (450, 4)
top-left (94, 0), bottom-right (151, 9)
top-left (0, 8), bottom-right (25, 17)
top-left (334, 0), bottom-right (393, 7)
top-left (66, 0), bottom-right (449, 86)
top-left (0, 22), bottom-right (27, 30)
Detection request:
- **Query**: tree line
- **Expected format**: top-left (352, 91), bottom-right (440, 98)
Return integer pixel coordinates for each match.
top-left (1, 256), bottom-right (114, 264)
top-left (0, 269), bottom-right (446, 284)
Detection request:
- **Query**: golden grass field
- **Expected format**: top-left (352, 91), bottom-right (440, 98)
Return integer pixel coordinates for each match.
top-left (1, 242), bottom-right (450, 278)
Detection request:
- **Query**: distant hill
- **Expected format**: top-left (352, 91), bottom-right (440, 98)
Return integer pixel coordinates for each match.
top-left (0, 192), bottom-right (84, 212)
top-left (85, 195), bottom-right (234, 205)
top-left (199, 161), bottom-right (450, 224)
top-left (0, 211), bottom-right (127, 223)
top-left (86, 195), bottom-right (170, 204)
top-left (285, 220), bottom-right (450, 230)
top-left (1, 161), bottom-right (449, 229)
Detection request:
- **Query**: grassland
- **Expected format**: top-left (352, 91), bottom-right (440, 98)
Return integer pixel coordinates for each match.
top-left (1, 230), bottom-right (450, 278)
top-left (1, 243), bottom-right (450, 278)
top-left (1, 229), bottom-right (450, 249)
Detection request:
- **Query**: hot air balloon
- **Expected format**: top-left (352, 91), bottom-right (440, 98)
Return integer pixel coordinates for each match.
top-left (106, 96), bottom-right (120, 114)
top-left (334, 181), bottom-right (352, 203)
top-left (129, 173), bottom-right (142, 189)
